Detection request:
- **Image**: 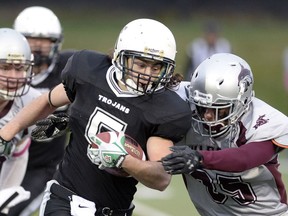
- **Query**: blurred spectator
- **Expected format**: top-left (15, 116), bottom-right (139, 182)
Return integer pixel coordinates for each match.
top-left (185, 21), bottom-right (232, 80)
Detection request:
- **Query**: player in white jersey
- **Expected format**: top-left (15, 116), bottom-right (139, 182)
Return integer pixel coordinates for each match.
top-left (185, 21), bottom-right (231, 81)
top-left (0, 28), bottom-right (41, 215)
top-left (163, 53), bottom-right (288, 216)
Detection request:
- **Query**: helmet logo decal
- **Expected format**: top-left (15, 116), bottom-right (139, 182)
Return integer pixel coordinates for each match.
top-left (238, 64), bottom-right (253, 90)
top-left (253, 114), bottom-right (269, 130)
top-left (7, 54), bottom-right (25, 60)
top-left (237, 64), bottom-right (253, 100)
top-left (144, 47), bottom-right (164, 57)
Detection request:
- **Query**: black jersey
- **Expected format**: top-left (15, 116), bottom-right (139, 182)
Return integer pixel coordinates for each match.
top-left (27, 50), bottom-right (75, 168)
top-left (55, 50), bottom-right (191, 209)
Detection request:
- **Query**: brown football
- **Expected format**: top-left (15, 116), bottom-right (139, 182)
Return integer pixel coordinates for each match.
top-left (91, 131), bottom-right (146, 177)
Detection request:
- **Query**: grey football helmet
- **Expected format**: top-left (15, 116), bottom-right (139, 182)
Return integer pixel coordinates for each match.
top-left (188, 53), bottom-right (254, 137)
top-left (0, 28), bottom-right (34, 100)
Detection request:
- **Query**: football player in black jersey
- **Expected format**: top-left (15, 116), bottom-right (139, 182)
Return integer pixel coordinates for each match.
top-left (0, 18), bottom-right (191, 216)
top-left (7, 6), bottom-right (75, 216)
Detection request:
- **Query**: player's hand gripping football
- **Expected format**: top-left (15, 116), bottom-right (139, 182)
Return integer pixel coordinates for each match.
top-left (161, 146), bottom-right (203, 175)
top-left (88, 131), bottom-right (128, 170)
top-left (31, 113), bottom-right (69, 142)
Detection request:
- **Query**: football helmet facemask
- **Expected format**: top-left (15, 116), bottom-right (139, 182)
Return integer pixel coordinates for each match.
top-left (188, 53), bottom-right (254, 137)
top-left (113, 18), bottom-right (176, 95)
top-left (0, 28), bottom-right (34, 100)
top-left (13, 6), bottom-right (62, 71)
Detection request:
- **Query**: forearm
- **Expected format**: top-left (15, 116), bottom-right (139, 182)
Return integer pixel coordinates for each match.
top-left (0, 93), bottom-right (56, 141)
top-left (122, 155), bottom-right (171, 191)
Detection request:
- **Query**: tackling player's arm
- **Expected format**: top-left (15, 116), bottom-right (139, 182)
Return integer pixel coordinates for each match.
top-left (0, 84), bottom-right (70, 141)
top-left (162, 140), bottom-right (277, 174)
top-left (121, 136), bottom-right (173, 191)
top-left (200, 140), bottom-right (278, 172)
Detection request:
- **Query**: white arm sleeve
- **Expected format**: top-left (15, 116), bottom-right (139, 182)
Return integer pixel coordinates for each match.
top-left (0, 137), bottom-right (30, 189)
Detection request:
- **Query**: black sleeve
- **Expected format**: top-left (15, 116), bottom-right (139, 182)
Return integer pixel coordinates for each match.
top-left (153, 108), bottom-right (191, 143)
top-left (61, 52), bottom-right (78, 102)
top-left (148, 91), bottom-right (192, 143)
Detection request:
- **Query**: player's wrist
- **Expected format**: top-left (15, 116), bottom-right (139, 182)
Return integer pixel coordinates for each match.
top-left (119, 154), bottom-right (134, 169)
top-left (0, 130), bottom-right (13, 142)
top-left (115, 154), bottom-right (127, 168)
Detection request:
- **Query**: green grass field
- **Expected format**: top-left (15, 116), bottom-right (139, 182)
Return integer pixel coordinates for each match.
top-left (1, 7), bottom-right (288, 216)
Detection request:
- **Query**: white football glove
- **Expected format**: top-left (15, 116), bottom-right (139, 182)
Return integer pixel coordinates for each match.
top-left (87, 144), bottom-right (101, 166)
top-left (88, 131), bottom-right (128, 170)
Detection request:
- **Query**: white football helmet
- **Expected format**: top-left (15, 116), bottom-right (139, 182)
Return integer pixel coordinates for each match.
top-left (113, 18), bottom-right (176, 95)
top-left (13, 6), bottom-right (62, 71)
top-left (0, 28), bottom-right (34, 100)
top-left (188, 53), bottom-right (254, 137)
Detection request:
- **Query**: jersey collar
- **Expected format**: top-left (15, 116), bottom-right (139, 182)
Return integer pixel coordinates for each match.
top-left (106, 66), bottom-right (140, 98)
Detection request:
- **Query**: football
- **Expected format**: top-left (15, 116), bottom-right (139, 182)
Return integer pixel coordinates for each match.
top-left (91, 131), bottom-right (146, 177)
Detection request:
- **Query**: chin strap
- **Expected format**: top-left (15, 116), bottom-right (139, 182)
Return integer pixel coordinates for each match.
top-left (125, 78), bottom-right (145, 95)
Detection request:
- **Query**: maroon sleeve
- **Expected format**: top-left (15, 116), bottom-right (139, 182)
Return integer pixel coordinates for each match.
top-left (200, 140), bottom-right (276, 172)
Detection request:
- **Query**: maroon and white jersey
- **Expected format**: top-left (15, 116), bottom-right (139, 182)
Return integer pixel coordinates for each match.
top-left (177, 95), bottom-right (288, 215)
top-left (0, 87), bottom-right (41, 161)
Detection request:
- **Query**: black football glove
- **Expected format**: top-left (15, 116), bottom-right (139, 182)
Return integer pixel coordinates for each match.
top-left (161, 145), bottom-right (203, 175)
top-left (31, 113), bottom-right (69, 142)
top-left (0, 136), bottom-right (15, 159)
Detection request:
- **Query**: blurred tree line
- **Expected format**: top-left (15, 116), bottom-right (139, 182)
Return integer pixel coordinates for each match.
top-left (2, 0), bottom-right (288, 20)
